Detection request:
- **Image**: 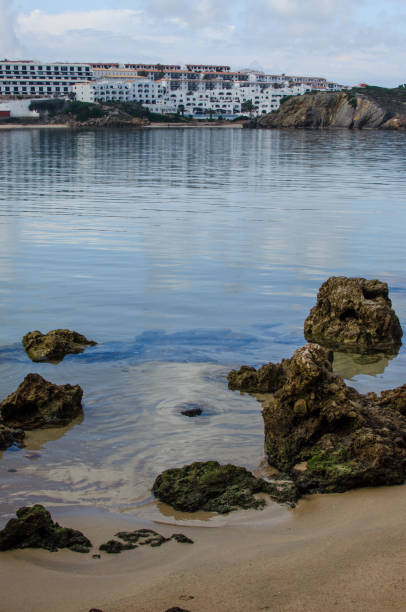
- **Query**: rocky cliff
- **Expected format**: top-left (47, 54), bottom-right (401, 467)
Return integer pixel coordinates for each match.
top-left (258, 87), bottom-right (406, 129)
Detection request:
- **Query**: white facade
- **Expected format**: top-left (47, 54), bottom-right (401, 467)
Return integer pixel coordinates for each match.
top-left (0, 99), bottom-right (40, 118)
top-left (0, 60), bottom-right (92, 98)
top-left (73, 78), bottom-right (309, 116)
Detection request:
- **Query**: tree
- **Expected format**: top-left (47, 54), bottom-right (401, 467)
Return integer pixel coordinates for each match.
top-left (241, 100), bottom-right (258, 117)
top-left (177, 103), bottom-right (185, 116)
top-left (206, 108), bottom-right (215, 120)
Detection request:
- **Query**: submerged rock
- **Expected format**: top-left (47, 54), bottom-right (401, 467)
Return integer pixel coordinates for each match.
top-left (22, 329), bottom-right (97, 363)
top-left (304, 277), bottom-right (402, 354)
top-left (0, 504), bottom-right (91, 552)
top-left (257, 344), bottom-right (406, 493)
top-left (0, 373), bottom-right (83, 429)
top-left (152, 461), bottom-right (298, 513)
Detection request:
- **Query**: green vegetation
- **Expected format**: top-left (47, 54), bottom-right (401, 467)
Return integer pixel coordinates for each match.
top-left (66, 101), bottom-right (106, 121)
top-left (29, 98), bottom-right (66, 116)
top-left (307, 447), bottom-right (353, 477)
top-left (349, 85), bottom-right (406, 116)
top-left (102, 101), bottom-right (192, 123)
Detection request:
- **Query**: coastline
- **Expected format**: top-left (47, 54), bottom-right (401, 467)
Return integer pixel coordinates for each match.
top-left (1, 483), bottom-right (405, 612)
top-left (0, 123), bottom-right (70, 130)
top-left (0, 122), bottom-right (244, 130)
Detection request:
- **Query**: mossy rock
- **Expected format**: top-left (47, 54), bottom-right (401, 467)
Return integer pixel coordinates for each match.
top-left (0, 373), bottom-right (83, 429)
top-left (22, 329), bottom-right (97, 363)
top-left (152, 461), bottom-right (298, 513)
top-left (0, 505), bottom-right (91, 552)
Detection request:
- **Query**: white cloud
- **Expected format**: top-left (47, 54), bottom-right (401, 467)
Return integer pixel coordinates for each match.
top-left (0, 1), bottom-right (404, 86)
top-left (0, 0), bottom-right (24, 57)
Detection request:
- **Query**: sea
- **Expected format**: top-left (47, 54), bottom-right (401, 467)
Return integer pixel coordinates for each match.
top-left (0, 126), bottom-right (405, 517)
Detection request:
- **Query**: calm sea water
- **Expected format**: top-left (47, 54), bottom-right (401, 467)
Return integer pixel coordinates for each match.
top-left (0, 127), bottom-right (406, 516)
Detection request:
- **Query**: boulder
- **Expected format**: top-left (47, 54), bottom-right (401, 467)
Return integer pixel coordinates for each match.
top-left (258, 344), bottom-right (406, 493)
top-left (152, 461), bottom-right (298, 513)
top-left (22, 329), bottom-right (97, 363)
top-left (304, 277), bottom-right (402, 354)
top-left (0, 504), bottom-right (91, 552)
top-left (0, 373), bottom-right (83, 429)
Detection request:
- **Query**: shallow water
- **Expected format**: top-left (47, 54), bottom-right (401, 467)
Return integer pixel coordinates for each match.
top-left (0, 127), bottom-right (406, 518)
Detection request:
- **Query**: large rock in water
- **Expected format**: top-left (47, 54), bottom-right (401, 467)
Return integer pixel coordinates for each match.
top-left (0, 504), bottom-right (91, 552)
top-left (304, 277), bottom-right (402, 354)
top-left (22, 329), bottom-right (97, 363)
top-left (0, 373), bottom-right (83, 429)
top-left (152, 461), bottom-right (298, 512)
top-left (256, 344), bottom-right (406, 493)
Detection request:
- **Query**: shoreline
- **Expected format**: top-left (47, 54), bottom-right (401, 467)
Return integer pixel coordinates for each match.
top-left (0, 122), bottom-right (244, 130)
top-left (1, 483), bottom-right (405, 611)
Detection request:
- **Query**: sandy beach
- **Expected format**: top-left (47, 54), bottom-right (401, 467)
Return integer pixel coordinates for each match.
top-left (1, 483), bottom-right (405, 612)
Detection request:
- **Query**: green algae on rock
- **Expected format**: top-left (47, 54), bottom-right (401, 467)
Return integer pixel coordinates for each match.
top-left (304, 277), bottom-right (402, 354)
top-left (152, 461), bottom-right (298, 513)
top-left (22, 329), bottom-right (97, 363)
top-left (0, 505), bottom-right (92, 552)
top-left (256, 344), bottom-right (406, 494)
top-left (0, 373), bottom-right (83, 429)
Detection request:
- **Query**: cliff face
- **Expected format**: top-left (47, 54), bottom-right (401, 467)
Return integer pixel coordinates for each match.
top-left (258, 90), bottom-right (406, 129)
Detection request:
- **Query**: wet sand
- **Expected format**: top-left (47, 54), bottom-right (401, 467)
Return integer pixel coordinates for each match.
top-left (1, 483), bottom-right (405, 612)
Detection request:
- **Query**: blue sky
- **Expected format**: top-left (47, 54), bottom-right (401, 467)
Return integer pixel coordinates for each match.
top-left (2, 1), bottom-right (406, 86)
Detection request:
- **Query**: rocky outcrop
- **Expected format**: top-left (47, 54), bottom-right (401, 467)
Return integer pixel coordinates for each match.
top-left (152, 461), bottom-right (298, 513)
top-left (22, 329), bottom-right (97, 363)
top-left (0, 504), bottom-right (91, 552)
top-left (0, 373), bottom-right (83, 429)
top-left (253, 344), bottom-right (406, 493)
top-left (257, 89), bottom-right (406, 130)
top-left (228, 362), bottom-right (287, 394)
top-left (304, 277), bottom-right (402, 354)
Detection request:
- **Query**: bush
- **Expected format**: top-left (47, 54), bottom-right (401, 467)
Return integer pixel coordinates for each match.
top-left (65, 101), bottom-right (106, 121)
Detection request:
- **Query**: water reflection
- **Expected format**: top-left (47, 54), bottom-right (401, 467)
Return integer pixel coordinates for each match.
top-left (0, 128), bottom-right (406, 517)
top-left (333, 351), bottom-right (397, 380)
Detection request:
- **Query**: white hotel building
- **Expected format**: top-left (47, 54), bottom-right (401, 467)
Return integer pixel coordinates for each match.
top-left (73, 76), bottom-right (310, 116)
top-left (0, 59), bottom-right (344, 117)
top-left (0, 60), bottom-right (92, 98)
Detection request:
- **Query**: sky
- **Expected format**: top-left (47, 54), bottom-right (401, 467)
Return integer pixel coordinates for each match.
top-left (1, 0), bottom-right (405, 86)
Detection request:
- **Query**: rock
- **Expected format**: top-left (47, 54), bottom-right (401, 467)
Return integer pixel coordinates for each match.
top-left (0, 373), bottom-right (83, 429)
top-left (257, 89), bottom-right (406, 130)
top-left (152, 461), bottom-right (298, 513)
top-left (259, 344), bottom-right (406, 493)
top-left (0, 424), bottom-right (25, 450)
top-left (180, 407), bottom-right (202, 417)
top-left (171, 533), bottom-right (194, 544)
top-left (22, 329), bottom-right (97, 363)
top-left (99, 539), bottom-right (136, 554)
top-left (115, 529), bottom-right (169, 547)
top-left (0, 504), bottom-right (92, 552)
top-left (304, 277), bottom-right (402, 354)
top-left (228, 362), bottom-right (287, 393)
